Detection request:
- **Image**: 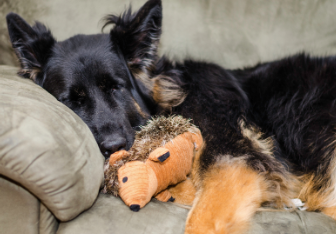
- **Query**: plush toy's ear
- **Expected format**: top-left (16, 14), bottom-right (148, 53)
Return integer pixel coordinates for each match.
top-left (6, 13), bottom-right (56, 83)
top-left (148, 148), bottom-right (170, 162)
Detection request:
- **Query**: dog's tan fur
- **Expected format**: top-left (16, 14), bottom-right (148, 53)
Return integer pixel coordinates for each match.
top-left (19, 67), bottom-right (40, 82)
top-left (185, 158), bottom-right (268, 234)
top-left (239, 121), bottom-right (301, 208)
top-left (132, 70), bottom-right (187, 110)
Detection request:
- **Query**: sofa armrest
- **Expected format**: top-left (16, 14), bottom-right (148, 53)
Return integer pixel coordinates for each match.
top-left (0, 66), bottom-right (104, 221)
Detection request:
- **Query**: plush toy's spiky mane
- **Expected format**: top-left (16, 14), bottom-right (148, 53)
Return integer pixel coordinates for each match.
top-left (102, 115), bottom-right (198, 196)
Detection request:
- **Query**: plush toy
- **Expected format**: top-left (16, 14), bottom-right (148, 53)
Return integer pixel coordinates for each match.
top-left (101, 115), bottom-right (203, 211)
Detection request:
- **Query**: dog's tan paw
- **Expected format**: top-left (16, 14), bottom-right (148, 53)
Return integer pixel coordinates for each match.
top-left (322, 206), bottom-right (336, 220)
top-left (184, 161), bottom-right (266, 234)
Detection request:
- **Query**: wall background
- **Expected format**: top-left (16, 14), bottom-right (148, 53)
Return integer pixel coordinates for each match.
top-left (2, 0), bottom-right (336, 69)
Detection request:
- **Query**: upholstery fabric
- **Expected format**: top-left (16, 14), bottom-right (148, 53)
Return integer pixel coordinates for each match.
top-left (248, 210), bottom-right (336, 234)
top-left (0, 176), bottom-right (41, 234)
top-left (57, 194), bottom-right (189, 234)
top-left (0, 66), bottom-right (104, 223)
top-left (58, 194), bottom-right (336, 234)
top-left (2, 0), bottom-right (336, 69)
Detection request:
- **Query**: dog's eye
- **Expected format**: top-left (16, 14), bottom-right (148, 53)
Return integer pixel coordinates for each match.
top-left (74, 88), bottom-right (86, 97)
top-left (78, 90), bottom-right (86, 97)
top-left (68, 87), bottom-right (88, 107)
top-left (74, 97), bottom-right (85, 105)
top-left (72, 88), bottom-right (86, 103)
top-left (110, 84), bottom-right (122, 93)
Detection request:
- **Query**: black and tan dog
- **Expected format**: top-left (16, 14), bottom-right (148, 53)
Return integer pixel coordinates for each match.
top-left (6, 0), bottom-right (336, 233)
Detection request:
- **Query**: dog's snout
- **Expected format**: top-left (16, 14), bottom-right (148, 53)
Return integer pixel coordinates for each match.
top-left (100, 137), bottom-right (127, 158)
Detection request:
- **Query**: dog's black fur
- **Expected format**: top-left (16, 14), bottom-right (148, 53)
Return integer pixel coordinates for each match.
top-left (6, 0), bottom-right (336, 232)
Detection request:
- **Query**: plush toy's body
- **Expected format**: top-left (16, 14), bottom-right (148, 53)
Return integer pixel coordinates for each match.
top-left (102, 116), bottom-right (204, 211)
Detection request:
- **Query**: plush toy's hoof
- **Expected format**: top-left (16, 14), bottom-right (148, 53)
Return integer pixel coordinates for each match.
top-left (168, 196), bottom-right (175, 202)
top-left (130, 204), bottom-right (141, 212)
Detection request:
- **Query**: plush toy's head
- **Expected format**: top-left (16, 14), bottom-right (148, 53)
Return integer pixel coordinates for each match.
top-left (102, 116), bottom-right (199, 195)
top-left (117, 130), bottom-right (203, 211)
top-left (101, 115), bottom-right (203, 211)
top-left (118, 161), bottom-right (157, 211)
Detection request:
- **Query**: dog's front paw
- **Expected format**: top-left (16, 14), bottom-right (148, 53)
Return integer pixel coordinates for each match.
top-left (184, 187), bottom-right (233, 234)
top-left (184, 162), bottom-right (265, 234)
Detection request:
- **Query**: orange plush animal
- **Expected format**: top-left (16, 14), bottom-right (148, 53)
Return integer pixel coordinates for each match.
top-left (102, 116), bottom-right (203, 211)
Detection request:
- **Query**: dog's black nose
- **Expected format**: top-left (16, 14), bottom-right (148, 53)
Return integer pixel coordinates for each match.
top-left (100, 137), bottom-right (126, 158)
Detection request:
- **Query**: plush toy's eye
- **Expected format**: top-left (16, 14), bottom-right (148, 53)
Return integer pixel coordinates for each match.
top-left (122, 177), bottom-right (128, 183)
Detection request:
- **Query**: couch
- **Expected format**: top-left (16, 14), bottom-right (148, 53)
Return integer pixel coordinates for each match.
top-left (2, 0), bottom-right (336, 234)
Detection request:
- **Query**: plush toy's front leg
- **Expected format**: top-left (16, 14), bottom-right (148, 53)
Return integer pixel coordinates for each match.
top-left (185, 158), bottom-right (267, 234)
top-left (155, 189), bottom-right (175, 202)
top-left (168, 178), bottom-right (196, 206)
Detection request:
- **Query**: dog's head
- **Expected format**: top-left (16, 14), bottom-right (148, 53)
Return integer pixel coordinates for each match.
top-left (6, 0), bottom-right (178, 158)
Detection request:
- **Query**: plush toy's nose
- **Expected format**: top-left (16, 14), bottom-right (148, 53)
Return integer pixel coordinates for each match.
top-left (130, 204), bottom-right (140, 212)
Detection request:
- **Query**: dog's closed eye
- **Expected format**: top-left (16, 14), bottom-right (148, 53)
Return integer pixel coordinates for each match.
top-left (70, 87), bottom-right (87, 105)
top-left (99, 82), bottom-right (122, 94)
top-left (78, 90), bottom-right (86, 97)
top-left (74, 88), bottom-right (86, 97)
top-left (98, 78), bottom-right (107, 91)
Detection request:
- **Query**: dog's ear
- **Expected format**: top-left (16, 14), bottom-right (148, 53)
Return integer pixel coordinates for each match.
top-left (6, 13), bottom-right (56, 83)
top-left (105, 0), bottom-right (162, 73)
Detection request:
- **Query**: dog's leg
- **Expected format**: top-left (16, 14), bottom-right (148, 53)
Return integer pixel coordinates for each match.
top-left (300, 178), bottom-right (336, 221)
top-left (322, 207), bottom-right (336, 219)
top-left (299, 172), bottom-right (336, 221)
top-left (184, 158), bottom-right (267, 234)
top-left (297, 149), bottom-right (336, 221)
